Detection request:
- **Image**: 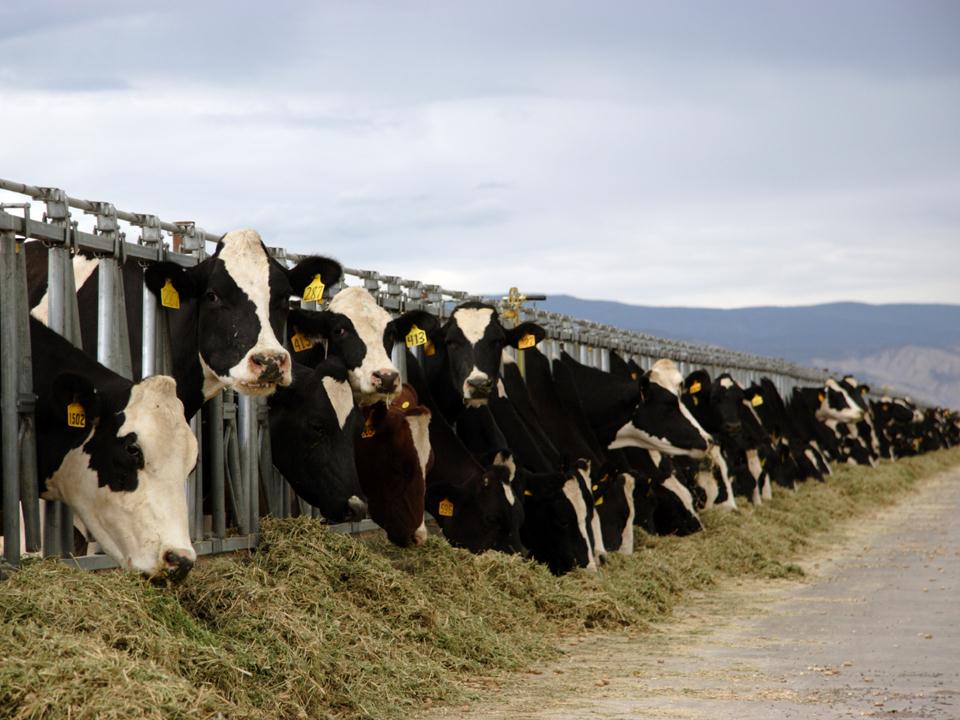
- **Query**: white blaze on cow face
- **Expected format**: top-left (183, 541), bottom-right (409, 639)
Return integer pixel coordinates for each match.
top-left (562, 476), bottom-right (597, 572)
top-left (209, 230), bottom-right (292, 397)
top-left (322, 376), bottom-right (355, 430)
top-left (31, 255), bottom-right (101, 326)
top-left (42, 376), bottom-right (198, 577)
top-left (451, 307), bottom-right (496, 401)
top-left (329, 287), bottom-right (400, 405)
top-left (405, 411), bottom-right (432, 546)
top-left (495, 452), bottom-right (517, 505)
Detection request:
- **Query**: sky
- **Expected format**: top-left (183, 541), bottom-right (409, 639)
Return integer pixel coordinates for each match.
top-left (1, 0), bottom-right (958, 308)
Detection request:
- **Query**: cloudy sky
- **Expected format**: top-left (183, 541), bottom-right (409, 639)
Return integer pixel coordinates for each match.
top-left (1, 1), bottom-right (958, 308)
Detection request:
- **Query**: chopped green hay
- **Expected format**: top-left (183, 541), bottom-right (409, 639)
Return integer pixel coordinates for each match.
top-left (2, 448), bottom-right (958, 720)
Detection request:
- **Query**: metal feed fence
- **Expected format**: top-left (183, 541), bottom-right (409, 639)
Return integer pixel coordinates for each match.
top-left (0, 177), bottom-right (829, 570)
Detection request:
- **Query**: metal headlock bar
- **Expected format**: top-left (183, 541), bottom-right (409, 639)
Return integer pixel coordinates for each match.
top-left (1, 176), bottom-right (833, 571)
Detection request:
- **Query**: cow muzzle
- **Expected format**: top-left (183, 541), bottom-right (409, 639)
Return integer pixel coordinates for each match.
top-left (250, 352), bottom-right (290, 384)
top-left (149, 548), bottom-right (196, 586)
top-left (371, 370), bottom-right (400, 394)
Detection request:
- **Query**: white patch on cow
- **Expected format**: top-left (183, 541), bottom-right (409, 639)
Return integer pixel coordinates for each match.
top-left (677, 398), bottom-right (714, 449)
top-left (31, 255), bottom-right (101, 325)
top-left (561, 476), bottom-right (597, 572)
top-left (493, 452), bottom-right (517, 505)
top-left (619, 473), bottom-right (636, 555)
top-left (496, 378), bottom-right (507, 399)
top-left (648, 358), bottom-right (684, 394)
top-left (413, 521), bottom-right (428, 546)
top-left (609, 420), bottom-right (707, 459)
top-left (404, 412), bottom-right (432, 484)
top-left (214, 229), bottom-right (292, 395)
top-left (709, 445), bottom-right (737, 510)
top-left (577, 464), bottom-right (606, 567)
top-left (746, 448), bottom-right (763, 482)
top-left (696, 469), bottom-right (718, 508)
top-left (347, 495), bottom-right (367, 518)
top-left (817, 378), bottom-right (864, 423)
top-left (501, 349), bottom-right (517, 365)
top-left (42, 375), bottom-right (198, 576)
top-left (451, 307), bottom-right (494, 344)
top-left (321, 375), bottom-right (355, 430)
top-left (662, 474), bottom-right (698, 519)
top-left (718, 376), bottom-right (735, 389)
top-left (329, 287), bottom-right (400, 405)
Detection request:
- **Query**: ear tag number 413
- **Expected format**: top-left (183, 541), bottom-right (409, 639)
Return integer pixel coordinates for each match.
top-left (406, 324), bottom-right (427, 348)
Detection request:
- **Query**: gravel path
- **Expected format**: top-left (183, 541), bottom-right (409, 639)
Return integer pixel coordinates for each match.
top-left (420, 467), bottom-right (960, 720)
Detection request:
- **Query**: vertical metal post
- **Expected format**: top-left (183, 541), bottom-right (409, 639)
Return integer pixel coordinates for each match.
top-left (43, 244), bottom-right (69, 558)
top-left (1, 230), bottom-right (21, 565)
top-left (238, 393), bottom-right (258, 536)
top-left (208, 392), bottom-right (226, 538)
top-left (141, 278), bottom-right (157, 378)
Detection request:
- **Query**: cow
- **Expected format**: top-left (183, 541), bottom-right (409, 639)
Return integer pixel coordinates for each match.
top-left (353, 384), bottom-right (433, 547)
top-left (326, 286), bottom-right (439, 406)
top-left (557, 352), bottom-right (713, 459)
top-left (27, 232), bottom-right (344, 419)
top-left (267, 357), bottom-right (366, 523)
top-left (404, 349), bottom-right (526, 555)
top-left (2, 318), bottom-right (198, 581)
top-left (421, 301), bottom-right (545, 421)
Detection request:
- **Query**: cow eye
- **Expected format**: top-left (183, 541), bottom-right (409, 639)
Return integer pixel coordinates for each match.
top-left (125, 442), bottom-right (144, 466)
top-left (335, 327), bottom-right (347, 338)
top-left (205, 290), bottom-right (220, 303)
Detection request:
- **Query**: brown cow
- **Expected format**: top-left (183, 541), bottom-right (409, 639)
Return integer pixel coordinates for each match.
top-left (354, 384), bottom-right (433, 547)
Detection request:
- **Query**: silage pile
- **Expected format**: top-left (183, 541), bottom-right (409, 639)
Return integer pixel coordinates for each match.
top-left (2, 448), bottom-right (958, 720)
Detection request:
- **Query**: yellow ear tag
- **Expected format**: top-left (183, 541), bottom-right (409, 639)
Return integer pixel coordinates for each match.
top-left (751, 395), bottom-right (764, 407)
top-left (523, 489), bottom-right (533, 497)
top-left (361, 417), bottom-right (375, 439)
top-left (66, 401), bottom-right (86, 429)
top-left (692, 396), bottom-right (699, 406)
top-left (688, 380), bottom-right (702, 395)
top-left (630, 372), bottom-right (638, 381)
top-left (160, 279), bottom-right (180, 309)
top-left (302, 274), bottom-right (325, 303)
top-left (594, 495), bottom-right (604, 507)
top-left (290, 328), bottom-right (314, 353)
top-left (438, 498), bottom-right (455, 517)
top-left (591, 484), bottom-right (598, 492)
top-left (405, 324), bottom-right (427, 348)
top-left (818, 392), bottom-right (826, 403)
top-left (424, 340), bottom-right (436, 357)
top-left (401, 400), bottom-right (410, 409)
top-left (518, 333), bottom-right (537, 350)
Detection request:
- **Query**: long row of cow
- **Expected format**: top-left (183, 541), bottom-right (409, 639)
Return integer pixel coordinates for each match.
top-left (4, 230), bottom-right (957, 582)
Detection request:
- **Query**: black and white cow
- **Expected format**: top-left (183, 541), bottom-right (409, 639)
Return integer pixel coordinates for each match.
top-left (28, 230), bottom-right (343, 419)
top-left (422, 301), bottom-right (545, 420)
top-left (5, 318), bottom-right (199, 581)
top-left (267, 357), bottom-right (366, 523)
top-left (326, 286), bottom-right (439, 406)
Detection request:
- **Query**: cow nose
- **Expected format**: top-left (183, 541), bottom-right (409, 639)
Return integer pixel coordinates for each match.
top-left (466, 376), bottom-right (493, 397)
top-left (723, 421), bottom-right (742, 434)
top-left (251, 352), bottom-right (289, 382)
top-left (162, 549), bottom-right (195, 584)
top-left (372, 370), bottom-right (399, 393)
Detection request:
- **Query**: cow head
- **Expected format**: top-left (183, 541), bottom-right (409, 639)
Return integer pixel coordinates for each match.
top-left (328, 287), bottom-right (439, 406)
top-left (145, 229), bottom-right (342, 399)
top-left (519, 469), bottom-right (596, 575)
top-left (428, 451), bottom-right (526, 555)
top-left (41, 374), bottom-right (198, 582)
top-left (816, 378), bottom-right (865, 423)
top-left (268, 358), bottom-right (365, 523)
top-left (433, 302), bottom-right (545, 404)
top-left (610, 359), bottom-right (713, 458)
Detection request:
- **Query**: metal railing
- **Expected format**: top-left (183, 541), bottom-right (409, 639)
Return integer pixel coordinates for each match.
top-left (1, 177), bottom-right (832, 569)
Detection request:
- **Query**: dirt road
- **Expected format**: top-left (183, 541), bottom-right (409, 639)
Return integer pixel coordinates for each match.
top-left (421, 468), bottom-right (960, 720)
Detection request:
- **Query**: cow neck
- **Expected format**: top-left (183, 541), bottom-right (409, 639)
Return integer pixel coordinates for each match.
top-left (422, 344), bottom-right (468, 425)
top-left (30, 319), bottom-right (133, 487)
top-left (163, 299), bottom-right (206, 420)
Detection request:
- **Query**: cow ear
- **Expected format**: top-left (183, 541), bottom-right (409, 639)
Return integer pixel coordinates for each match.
top-left (50, 373), bottom-right (101, 429)
top-left (144, 261), bottom-right (203, 302)
top-left (387, 310), bottom-right (440, 345)
top-left (287, 256), bottom-right (342, 297)
top-left (504, 322), bottom-right (546, 349)
top-left (288, 308), bottom-right (350, 341)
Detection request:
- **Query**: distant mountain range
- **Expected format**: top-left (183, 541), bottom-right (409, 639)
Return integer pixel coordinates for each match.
top-left (531, 297), bottom-right (960, 408)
